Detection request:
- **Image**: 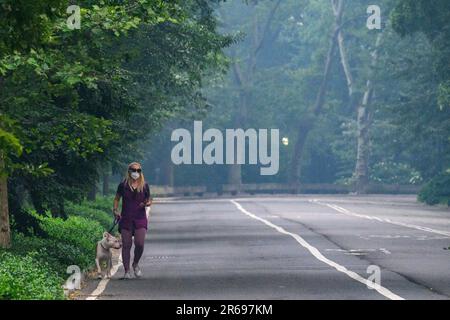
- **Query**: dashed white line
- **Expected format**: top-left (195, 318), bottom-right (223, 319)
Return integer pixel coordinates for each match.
top-left (325, 248), bottom-right (391, 255)
top-left (230, 200), bottom-right (404, 300)
top-left (311, 200), bottom-right (450, 237)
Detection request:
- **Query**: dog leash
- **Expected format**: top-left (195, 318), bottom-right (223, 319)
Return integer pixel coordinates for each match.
top-left (108, 217), bottom-right (120, 234)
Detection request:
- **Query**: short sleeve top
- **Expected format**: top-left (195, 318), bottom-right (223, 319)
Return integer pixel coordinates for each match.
top-left (116, 181), bottom-right (151, 231)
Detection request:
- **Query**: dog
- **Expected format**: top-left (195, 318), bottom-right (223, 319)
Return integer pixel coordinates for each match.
top-left (95, 232), bottom-right (122, 279)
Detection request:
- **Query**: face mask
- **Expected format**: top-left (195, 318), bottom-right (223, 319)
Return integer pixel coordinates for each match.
top-left (131, 172), bottom-right (140, 180)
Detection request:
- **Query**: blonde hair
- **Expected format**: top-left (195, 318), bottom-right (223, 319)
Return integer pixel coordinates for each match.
top-left (124, 162), bottom-right (146, 193)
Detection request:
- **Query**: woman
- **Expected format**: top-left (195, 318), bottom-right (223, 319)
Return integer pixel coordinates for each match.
top-left (113, 162), bottom-right (152, 279)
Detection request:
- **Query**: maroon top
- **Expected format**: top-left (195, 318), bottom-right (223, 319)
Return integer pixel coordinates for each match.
top-left (116, 181), bottom-right (151, 232)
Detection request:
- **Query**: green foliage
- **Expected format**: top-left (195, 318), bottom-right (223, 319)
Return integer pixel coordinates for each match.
top-left (80, 195), bottom-right (115, 212)
top-left (0, 0), bottom-right (231, 219)
top-left (0, 114), bottom-right (23, 174)
top-left (8, 207), bottom-right (106, 280)
top-left (65, 200), bottom-right (113, 231)
top-left (2, 196), bottom-right (114, 299)
top-left (391, 0), bottom-right (450, 106)
top-left (0, 0), bottom-right (67, 54)
top-left (370, 161), bottom-right (422, 185)
top-left (9, 233), bottom-right (90, 276)
top-left (0, 251), bottom-right (65, 300)
top-left (391, 0), bottom-right (450, 39)
top-left (157, 0), bottom-right (449, 193)
top-left (390, 0), bottom-right (450, 203)
top-left (36, 213), bottom-right (104, 259)
top-left (418, 172), bottom-right (450, 205)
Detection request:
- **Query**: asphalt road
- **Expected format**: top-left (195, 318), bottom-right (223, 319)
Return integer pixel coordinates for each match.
top-left (83, 195), bottom-right (450, 300)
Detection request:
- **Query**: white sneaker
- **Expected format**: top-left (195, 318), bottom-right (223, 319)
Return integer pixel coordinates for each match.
top-left (133, 265), bottom-right (142, 278)
top-left (122, 272), bottom-right (132, 280)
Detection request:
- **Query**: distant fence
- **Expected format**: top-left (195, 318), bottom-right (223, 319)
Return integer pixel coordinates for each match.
top-left (150, 183), bottom-right (421, 197)
top-left (150, 185), bottom-right (207, 197)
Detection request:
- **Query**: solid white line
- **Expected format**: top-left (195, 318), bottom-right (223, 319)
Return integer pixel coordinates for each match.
top-left (311, 200), bottom-right (450, 237)
top-left (86, 254), bottom-right (122, 300)
top-left (230, 200), bottom-right (404, 300)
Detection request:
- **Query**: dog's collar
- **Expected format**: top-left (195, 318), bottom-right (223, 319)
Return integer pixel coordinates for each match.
top-left (100, 241), bottom-right (109, 251)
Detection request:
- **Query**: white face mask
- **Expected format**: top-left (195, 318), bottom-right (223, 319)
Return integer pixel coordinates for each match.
top-left (130, 172), bottom-right (140, 180)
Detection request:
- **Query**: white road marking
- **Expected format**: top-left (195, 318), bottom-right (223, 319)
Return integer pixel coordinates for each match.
top-left (311, 200), bottom-right (450, 237)
top-left (359, 234), bottom-right (411, 240)
top-left (360, 234), bottom-right (450, 241)
top-left (86, 254), bottom-right (122, 300)
top-left (325, 248), bottom-right (391, 255)
top-left (416, 235), bottom-right (450, 241)
top-left (231, 200), bottom-right (404, 300)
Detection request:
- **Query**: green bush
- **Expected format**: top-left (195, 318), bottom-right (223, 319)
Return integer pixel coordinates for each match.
top-left (0, 251), bottom-right (65, 300)
top-left (2, 197), bottom-right (113, 300)
top-left (81, 196), bottom-right (115, 213)
top-left (10, 233), bottom-right (91, 276)
top-left (418, 172), bottom-right (450, 205)
top-left (36, 214), bottom-right (104, 261)
top-left (65, 202), bottom-right (112, 230)
top-left (371, 161), bottom-right (423, 185)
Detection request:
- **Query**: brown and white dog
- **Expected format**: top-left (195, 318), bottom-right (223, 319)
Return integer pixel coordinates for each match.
top-left (95, 232), bottom-right (122, 279)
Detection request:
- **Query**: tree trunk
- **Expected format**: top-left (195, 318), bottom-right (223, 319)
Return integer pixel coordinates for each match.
top-left (354, 33), bottom-right (383, 194)
top-left (337, 32), bottom-right (354, 98)
top-left (102, 173), bottom-right (109, 196)
top-left (227, 0), bottom-right (282, 187)
top-left (0, 153), bottom-right (11, 249)
top-left (87, 183), bottom-right (96, 201)
top-left (163, 160), bottom-right (174, 187)
top-left (289, 0), bottom-right (344, 185)
top-left (227, 77), bottom-right (248, 187)
top-left (102, 164), bottom-right (111, 196)
top-left (289, 119), bottom-right (312, 189)
top-left (50, 200), bottom-right (67, 219)
top-left (228, 164), bottom-right (242, 191)
top-left (332, 0), bottom-right (354, 100)
top-left (331, 2), bottom-right (385, 194)
top-left (354, 103), bottom-right (371, 193)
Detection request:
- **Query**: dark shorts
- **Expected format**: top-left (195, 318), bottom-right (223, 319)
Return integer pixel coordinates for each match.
top-left (119, 218), bottom-right (148, 235)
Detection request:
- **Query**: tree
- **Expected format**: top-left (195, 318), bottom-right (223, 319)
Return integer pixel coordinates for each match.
top-left (144, 0), bottom-right (449, 199)
top-left (389, 0), bottom-right (450, 203)
top-left (0, 115), bottom-right (23, 248)
top-left (0, 0), bottom-right (232, 245)
top-left (330, 1), bottom-right (391, 193)
top-left (217, 0), bottom-right (284, 188)
top-left (0, 0), bottom-right (66, 248)
top-left (391, 0), bottom-right (450, 108)
top-left (289, 0), bottom-right (344, 188)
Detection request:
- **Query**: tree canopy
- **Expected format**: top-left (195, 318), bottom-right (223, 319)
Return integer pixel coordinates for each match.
top-left (0, 0), bottom-right (232, 228)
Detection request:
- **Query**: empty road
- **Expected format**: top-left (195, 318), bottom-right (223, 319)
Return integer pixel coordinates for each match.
top-left (82, 195), bottom-right (450, 300)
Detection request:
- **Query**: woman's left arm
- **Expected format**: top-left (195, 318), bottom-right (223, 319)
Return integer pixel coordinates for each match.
top-left (144, 183), bottom-right (152, 207)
